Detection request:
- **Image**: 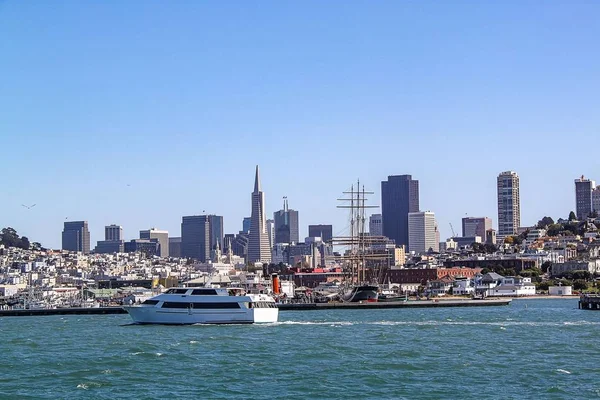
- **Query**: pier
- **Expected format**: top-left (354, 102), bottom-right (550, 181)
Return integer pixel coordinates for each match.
top-left (579, 294), bottom-right (600, 310)
top-left (0, 298), bottom-right (511, 317)
top-left (278, 298), bottom-right (511, 310)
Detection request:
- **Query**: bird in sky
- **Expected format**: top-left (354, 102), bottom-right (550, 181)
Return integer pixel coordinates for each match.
top-left (22, 204), bottom-right (36, 210)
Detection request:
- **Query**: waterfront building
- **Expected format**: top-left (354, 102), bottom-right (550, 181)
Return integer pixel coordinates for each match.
top-left (105, 225), bottom-right (123, 241)
top-left (62, 221), bottom-right (90, 254)
top-left (408, 211), bottom-right (439, 254)
top-left (593, 186), bottom-right (600, 214)
top-left (140, 228), bottom-right (169, 258)
top-left (381, 175), bottom-right (419, 248)
top-left (575, 176), bottom-right (596, 220)
top-left (497, 171), bottom-right (521, 236)
top-left (462, 217), bottom-right (492, 239)
top-left (181, 215), bottom-right (210, 262)
top-left (308, 224), bottom-right (333, 242)
top-left (169, 237), bottom-right (182, 258)
top-left (248, 166), bottom-right (272, 264)
top-left (242, 217), bottom-right (251, 234)
top-left (369, 214), bottom-right (383, 236)
top-left (273, 198), bottom-right (299, 244)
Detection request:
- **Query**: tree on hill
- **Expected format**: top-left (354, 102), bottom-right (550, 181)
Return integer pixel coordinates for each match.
top-left (536, 216), bottom-right (555, 229)
top-left (569, 211), bottom-right (577, 221)
top-left (0, 227), bottom-right (32, 250)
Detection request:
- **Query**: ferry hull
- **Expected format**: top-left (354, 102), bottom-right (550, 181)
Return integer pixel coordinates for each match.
top-left (123, 306), bottom-right (278, 325)
top-left (341, 285), bottom-right (379, 302)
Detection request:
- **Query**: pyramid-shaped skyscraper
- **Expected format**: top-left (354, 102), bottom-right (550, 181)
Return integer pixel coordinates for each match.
top-left (248, 165), bottom-right (272, 264)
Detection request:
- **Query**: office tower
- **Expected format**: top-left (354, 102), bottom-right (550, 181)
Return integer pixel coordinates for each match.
top-left (242, 217), bottom-right (251, 234)
top-left (486, 229), bottom-right (497, 245)
top-left (248, 165), bottom-right (272, 263)
top-left (593, 186), bottom-right (600, 215)
top-left (208, 215), bottom-right (224, 251)
top-left (140, 228), bottom-right (169, 258)
top-left (181, 215), bottom-right (210, 261)
top-left (62, 221), bottom-right (90, 254)
top-left (408, 211), bottom-right (439, 254)
top-left (273, 198), bottom-right (299, 244)
top-left (462, 217), bottom-right (492, 240)
top-left (124, 239), bottom-right (160, 257)
top-left (105, 224), bottom-right (123, 241)
top-left (497, 171), bottom-right (521, 236)
top-left (381, 175), bottom-right (419, 247)
top-left (266, 219), bottom-right (275, 250)
top-left (308, 224), bottom-right (333, 242)
top-left (223, 234), bottom-right (235, 251)
top-left (575, 176), bottom-right (596, 220)
top-left (169, 237), bottom-right (182, 258)
top-left (369, 214), bottom-right (383, 236)
top-left (232, 231), bottom-right (249, 258)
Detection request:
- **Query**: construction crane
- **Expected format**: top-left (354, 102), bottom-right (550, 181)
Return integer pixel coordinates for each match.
top-left (449, 223), bottom-right (457, 238)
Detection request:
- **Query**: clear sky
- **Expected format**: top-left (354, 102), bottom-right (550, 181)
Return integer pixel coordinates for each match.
top-left (1, 1), bottom-right (599, 249)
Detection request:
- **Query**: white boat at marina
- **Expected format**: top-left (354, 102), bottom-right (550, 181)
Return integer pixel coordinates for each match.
top-left (122, 287), bottom-right (278, 325)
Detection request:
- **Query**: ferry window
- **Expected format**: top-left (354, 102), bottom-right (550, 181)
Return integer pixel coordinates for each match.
top-left (166, 289), bottom-right (189, 294)
top-left (161, 302), bottom-right (188, 308)
top-left (142, 300), bottom-right (159, 305)
top-left (191, 289), bottom-right (218, 296)
top-left (192, 302), bottom-right (241, 309)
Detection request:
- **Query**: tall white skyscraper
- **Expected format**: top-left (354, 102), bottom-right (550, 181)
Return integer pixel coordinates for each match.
top-left (408, 211), bottom-right (439, 254)
top-left (497, 171), bottom-right (521, 236)
top-left (248, 165), bottom-right (272, 264)
top-left (266, 219), bottom-right (275, 251)
top-left (369, 214), bottom-right (383, 236)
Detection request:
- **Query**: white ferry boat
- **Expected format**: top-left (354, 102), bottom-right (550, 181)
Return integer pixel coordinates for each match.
top-left (122, 287), bottom-right (278, 325)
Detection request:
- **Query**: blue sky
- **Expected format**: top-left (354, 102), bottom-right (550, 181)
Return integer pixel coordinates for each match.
top-left (1, 1), bottom-right (598, 248)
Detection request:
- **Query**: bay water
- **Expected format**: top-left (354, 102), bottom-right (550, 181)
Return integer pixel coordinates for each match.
top-left (1, 299), bottom-right (599, 399)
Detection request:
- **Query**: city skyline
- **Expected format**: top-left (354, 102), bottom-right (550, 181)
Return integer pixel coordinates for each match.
top-left (1, 2), bottom-right (599, 248)
top-left (11, 169), bottom-right (600, 250)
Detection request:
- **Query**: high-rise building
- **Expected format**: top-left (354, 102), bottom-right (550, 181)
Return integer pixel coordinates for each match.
top-left (273, 198), bottom-right (299, 244)
top-left (93, 224), bottom-right (124, 254)
top-left (124, 239), bottom-right (160, 256)
top-left (208, 215), bottom-right (224, 251)
top-left (169, 237), bottom-right (182, 258)
top-left (181, 216), bottom-right (210, 261)
top-left (242, 217), bottom-right (251, 234)
top-left (308, 224), bottom-right (333, 242)
top-left (62, 221), bottom-right (90, 254)
top-left (266, 219), bottom-right (275, 250)
top-left (408, 211), bottom-right (439, 254)
top-left (369, 214), bottom-right (383, 236)
top-left (140, 228), bottom-right (169, 258)
top-left (497, 171), bottom-right (521, 236)
top-left (575, 176), bottom-right (596, 220)
top-left (462, 217), bottom-right (492, 240)
top-left (381, 175), bottom-right (419, 247)
top-left (105, 224), bottom-right (123, 241)
top-left (593, 186), bottom-right (600, 215)
top-left (248, 165), bottom-right (272, 264)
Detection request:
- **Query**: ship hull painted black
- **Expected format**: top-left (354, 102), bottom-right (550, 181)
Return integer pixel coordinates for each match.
top-left (341, 285), bottom-right (379, 302)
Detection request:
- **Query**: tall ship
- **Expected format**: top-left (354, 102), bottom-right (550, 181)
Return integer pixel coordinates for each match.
top-left (333, 181), bottom-right (389, 302)
top-left (122, 287), bottom-right (278, 325)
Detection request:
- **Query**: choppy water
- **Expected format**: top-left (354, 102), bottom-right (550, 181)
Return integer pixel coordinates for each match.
top-left (1, 299), bottom-right (599, 399)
